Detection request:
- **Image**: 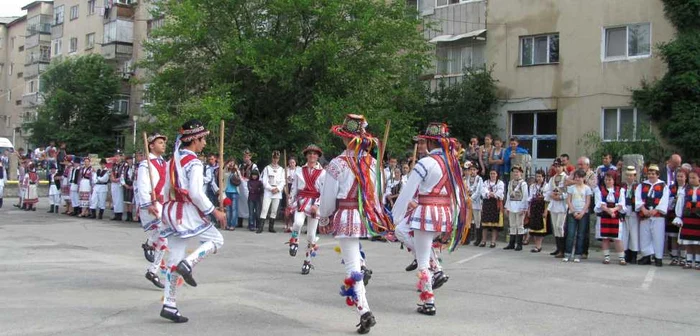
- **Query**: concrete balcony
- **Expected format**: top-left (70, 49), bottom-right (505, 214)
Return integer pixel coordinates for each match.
top-left (24, 63), bottom-right (49, 78)
top-left (25, 33), bottom-right (51, 49)
top-left (25, 51), bottom-right (51, 66)
top-left (22, 93), bottom-right (42, 108)
top-left (51, 24), bottom-right (63, 39)
top-left (101, 42), bottom-right (133, 60)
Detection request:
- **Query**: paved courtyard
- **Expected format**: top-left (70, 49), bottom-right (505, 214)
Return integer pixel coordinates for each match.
top-left (1, 199), bottom-right (699, 336)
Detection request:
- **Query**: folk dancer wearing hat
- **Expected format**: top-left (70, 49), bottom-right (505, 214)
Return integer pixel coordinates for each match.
top-left (393, 122), bottom-right (467, 316)
top-left (287, 144), bottom-right (326, 275)
top-left (545, 158), bottom-right (569, 258)
top-left (594, 170), bottom-right (627, 265)
top-left (504, 165), bottom-right (529, 251)
top-left (259, 150), bottom-right (285, 233)
top-left (138, 133), bottom-right (169, 289)
top-left (320, 114), bottom-right (391, 334)
top-left (672, 168), bottom-right (700, 269)
top-left (60, 155), bottom-right (73, 214)
top-left (121, 156), bottom-right (136, 222)
top-left (466, 162), bottom-right (484, 246)
top-left (22, 163), bottom-right (40, 211)
top-left (237, 149), bottom-right (258, 228)
top-left (133, 152), bottom-right (144, 223)
top-left (90, 159), bottom-right (110, 219)
top-left (621, 166), bottom-right (640, 264)
top-left (635, 164), bottom-right (670, 267)
top-left (527, 169), bottom-right (549, 253)
top-left (69, 157), bottom-right (82, 216)
top-left (159, 120), bottom-right (226, 323)
top-left (666, 168), bottom-right (688, 266)
top-left (78, 157), bottom-right (93, 218)
top-left (110, 152), bottom-right (125, 221)
top-left (48, 164), bottom-right (61, 213)
top-left (16, 159), bottom-right (27, 209)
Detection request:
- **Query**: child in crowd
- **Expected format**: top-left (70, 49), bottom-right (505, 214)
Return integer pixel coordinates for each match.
top-left (527, 170), bottom-right (548, 252)
top-left (247, 169), bottom-right (264, 232)
top-left (594, 171), bottom-right (627, 265)
top-left (564, 169), bottom-right (593, 263)
top-left (666, 168), bottom-right (688, 265)
top-left (504, 165), bottom-right (529, 251)
top-left (673, 168), bottom-right (700, 269)
top-left (480, 169), bottom-right (504, 248)
top-left (466, 163), bottom-right (483, 246)
top-left (546, 158), bottom-right (568, 258)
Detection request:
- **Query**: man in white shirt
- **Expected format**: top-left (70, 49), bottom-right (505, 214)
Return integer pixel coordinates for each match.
top-left (259, 150), bottom-right (285, 233)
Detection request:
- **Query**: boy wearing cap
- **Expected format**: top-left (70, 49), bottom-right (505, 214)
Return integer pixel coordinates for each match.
top-left (504, 165), bottom-right (529, 251)
top-left (138, 133), bottom-right (169, 289)
top-left (545, 158), bottom-right (569, 258)
top-left (121, 155), bottom-right (136, 222)
top-left (466, 162), bottom-right (484, 246)
top-left (287, 144), bottom-right (326, 275)
top-left (260, 150), bottom-right (285, 233)
top-left (69, 157), bottom-right (81, 216)
top-left (90, 159), bottom-right (110, 219)
top-left (160, 120), bottom-right (226, 323)
top-left (622, 166), bottom-right (640, 264)
top-left (635, 164), bottom-right (670, 267)
top-left (47, 164), bottom-right (61, 213)
top-left (110, 152), bottom-right (125, 221)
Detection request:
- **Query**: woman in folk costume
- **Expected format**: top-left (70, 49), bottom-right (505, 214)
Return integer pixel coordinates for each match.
top-left (121, 155), bottom-right (136, 222)
top-left (137, 133), bottom-right (169, 289)
top-left (283, 156), bottom-right (298, 233)
top-left (393, 122), bottom-right (468, 316)
top-left (594, 170), bottom-right (627, 265)
top-left (480, 168), bottom-right (505, 248)
top-left (621, 166), bottom-right (640, 264)
top-left (666, 168), bottom-right (688, 266)
top-left (527, 169), bottom-right (549, 253)
top-left (545, 158), bottom-right (569, 258)
top-left (465, 162), bottom-right (484, 246)
top-left (47, 164), bottom-right (61, 214)
top-left (78, 157), bottom-right (93, 218)
top-left (69, 157), bottom-right (81, 216)
top-left (672, 168), bottom-right (700, 269)
top-left (287, 144), bottom-right (326, 275)
top-left (60, 155), bottom-right (73, 214)
top-left (22, 162), bottom-right (40, 211)
top-left (159, 120), bottom-right (226, 323)
top-left (635, 164), bottom-right (670, 266)
top-left (504, 165), bottom-right (529, 251)
top-left (319, 114), bottom-right (391, 334)
top-left (110, 151), bottom-right (125, 221)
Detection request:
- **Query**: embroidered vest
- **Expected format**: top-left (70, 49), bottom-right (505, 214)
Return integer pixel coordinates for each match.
top-left (641, 181), bottom-right (665, 209)
top-left (509, 179), bottom-right (525, 201)
top-left (600, 186), bottom-right (621, 208)
top-left (623, 182), bottom-right (637, 206)
top-left (684, 187), bottom-right (700, 215)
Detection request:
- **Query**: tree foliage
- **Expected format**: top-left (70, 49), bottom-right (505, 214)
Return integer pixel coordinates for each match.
top-left (632, 0), bottom-right (700, 161)
top-left (577, 124), bottom-right (666, 166)
top-left (423, 67), bottom-right (499, 141)
top-left (24, 54), bottom-right (123, 156)
top-left (141, 0), bottom-right (431, 164)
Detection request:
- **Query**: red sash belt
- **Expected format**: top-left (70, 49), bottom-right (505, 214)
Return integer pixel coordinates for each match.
top-left (417, 195), bottom-right (451, 206)
top-left (338, 198), bottom-right (359, 209)
top-left (299, 190), bottom-right (320, 199)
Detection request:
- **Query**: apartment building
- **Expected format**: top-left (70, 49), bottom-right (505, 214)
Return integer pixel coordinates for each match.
top-left (417, 0), bottom-right (674, 169)
top-left (0, 15), bottom-right (27, 149)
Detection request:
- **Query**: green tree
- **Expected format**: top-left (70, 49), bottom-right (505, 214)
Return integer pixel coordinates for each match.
top-left (141, 0), bottom-right (430, 163)
top-left (631, 0), bottom-right (700, 162)
top-left (24, 54), bottom-right (124, 156)
top-left (423, 67), bottom-right (499, 142)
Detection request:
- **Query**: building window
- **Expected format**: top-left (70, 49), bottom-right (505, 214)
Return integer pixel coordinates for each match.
top-left (15, 100), bottom-right (21, 106)
top-left (10, 37), bottom-right (15, 49)
top-left (52, 39), bottom-right (62, 56)
top-left (9, 63), bottom-right (13, 76)
top-left (604, 23), bottom-right (651, 61)
top-left (18, 45), bottom-right (24, 52)
top-left (436, 44), bottom-right (485, 75)
top-left (70, 5), bottom-right (79, 21)
top-left (40, 45), bottom-right (51, 61)
top-left (87, 0), bottom-right (96, 15)
top-left (54, 5), bottom-right (64, 25)
top-left (85, 33), bottom-right (95, 50)
top-left (17, 72), bottom-right (23, 79)
top-left (147, 17), bottom-right (165, 37)
top-left (436, 0), bottom-right (463, 7)
top-left (520, 34), bottom-right (558, 66)
top-left (602, 107), bottom-right (650, 141)
top-left (111, 98), bottom-right (130, 115)
top-left (70, 37), bottom-right (78, 53)
top-left (510, 111), bottom-right (558, 161)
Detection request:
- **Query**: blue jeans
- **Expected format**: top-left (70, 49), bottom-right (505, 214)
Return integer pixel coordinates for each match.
top-left (566, 212), bottom-right (590, 256)
top-left (225, 192), bottom-right (239, 229)
top-left (248, 199), bottom-right (261, 228)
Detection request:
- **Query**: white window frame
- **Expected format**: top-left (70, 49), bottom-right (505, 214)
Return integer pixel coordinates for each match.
top-left (510, 110), bottom-right (558, 161)
top-left (70, 5), bottom-right (79, 21)
top-left (87, 0), bottom-right (96, 16)
top-left (436, 0), bottom-right (482, 8)
top-left (85, 33), bottom-right (95, 50)
top-left (520, 33), bottom-right (559, 66)
top-left (52, 39), bottom-right (62, 57)
top-left (69, 37), bottom-right (78, 53)
top-left (600, 107), bottom-right (650, 142)
top-left (54, 5), bottom-right (64, 25)
top-left (602, 23), bottom-right (652, 62)
top-left (435, 43), bottom-right (485, 76)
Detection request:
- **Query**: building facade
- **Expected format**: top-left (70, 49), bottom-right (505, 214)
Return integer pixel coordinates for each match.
top-left (417, 0), bottom-right (674, 170)
top-left (0, 15), bottom-right (28, 149)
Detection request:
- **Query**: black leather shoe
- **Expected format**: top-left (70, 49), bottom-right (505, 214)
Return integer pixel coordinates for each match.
top-left (145, 271), bottom-right (165, 289)
top-left (432, 271), bottom-right (449, 290)
top-left (142, 242), bottom-right (155, 263)
top-left (301, 261), bottom-right (312, 275)
top-left (416, 303), bottom-right (436, 316)
top-left (361, 266), bottom-right (372, 287)
top-left (356, 311), bottom-right (376, 334)
top-left (655, 258), bottom-right (663, 267)
top-left (289, 243), bottom-right (298, 257)
top-left (637, 256), bottom-right (652, 265)
top-left (160, 305), bottom-right (189, 323)
top-left (405, 259), bottom-right (418, 272)
top-left (176, 260), bottom-right (197, 287)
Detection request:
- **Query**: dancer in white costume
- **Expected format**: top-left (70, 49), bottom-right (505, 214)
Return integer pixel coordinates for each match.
top-left (159, 120), bottom-right (226, 323)
top-left (138, 133), bottom-right (169, 289)
top-left (287, 144), bottom-right (325, 275)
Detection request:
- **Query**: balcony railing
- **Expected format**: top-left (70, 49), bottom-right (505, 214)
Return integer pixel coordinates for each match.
top-left (101, 42), bottom-right (133, 60)
top-left (24, 63), bottom-right (49, 78)
top-left (51, 24), bottom-right (63, 39)
top-left (22, 93), bottom-right (42, 108)
top-left (25, 52), bottom-right (51, 66)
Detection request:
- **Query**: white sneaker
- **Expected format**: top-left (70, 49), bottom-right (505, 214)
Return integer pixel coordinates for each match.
top-left (562, 257), bottom-right (570, 262)
top-left (573, 258), bottom-right (581, 263)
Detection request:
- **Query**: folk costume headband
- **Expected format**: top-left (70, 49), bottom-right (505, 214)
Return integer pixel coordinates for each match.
top-left (302, 144), bottom-right (323, 156)
top-left (171, 119), bottom-right (209, 199)
top-left (147, 132), bottom-right (168, 144)
top-left (179, 122), bottom-right (210, 142)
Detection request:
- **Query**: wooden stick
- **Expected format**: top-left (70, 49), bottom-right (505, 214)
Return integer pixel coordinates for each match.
top-left (377, 119), bottom-right (391, 201)
top-left (283, 150), bottom-right (289, 196)
top-left (410, 143), bottom-right (418, 170)
top-left (141, 133), bottom-right (158, 219)
top-left (218, 120), bottom-right (225, 229)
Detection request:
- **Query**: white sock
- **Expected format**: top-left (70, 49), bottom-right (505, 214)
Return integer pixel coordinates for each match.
top-left (671, 249), bottom-right (679, 258)
top-left (603, 249), bottom-right (610, 257)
